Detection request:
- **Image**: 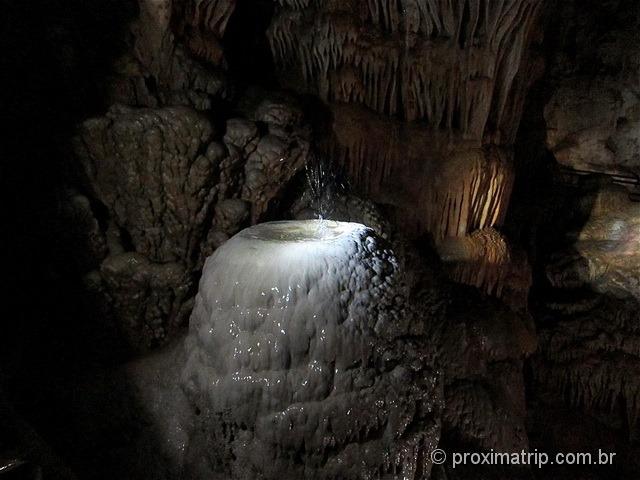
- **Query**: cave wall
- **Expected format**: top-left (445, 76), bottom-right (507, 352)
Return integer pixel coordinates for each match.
top-left (505, 1), bottom-right (640, 477)
top-left (41, 0), bottom-right (547, 351)
top-left (261, 0), bottom-right (545, 303)
top-left (544, 0), bottom-right (640, 178)
top-left (63, 0), bottom-right (316, 350)
top-left (266, 0), bottom-right (542, 232)
top-left (4, 0), bottom-right (640, 479)
top-left (3, 0), bottom-right (541, 474)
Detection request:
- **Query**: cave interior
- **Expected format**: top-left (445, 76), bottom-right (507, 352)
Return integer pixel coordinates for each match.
top-left (2, 0), bottom-right (640, 479)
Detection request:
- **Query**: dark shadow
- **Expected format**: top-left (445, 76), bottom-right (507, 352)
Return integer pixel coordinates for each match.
top-left (223, 0), bottom-right (277, 92)
top-left (0, 1), bottom-right (179, 478)
top-left (505, 2), bottom-right (640, 478)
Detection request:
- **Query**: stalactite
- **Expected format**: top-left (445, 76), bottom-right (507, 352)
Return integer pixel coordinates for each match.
top-left (436, 227), bottom-right (531, 303)
top-left (268, 1), bottom-right (538, 303)
top-left (330, 106), bottom-right (514, 237)
top-left (268, 10), bottom-right (301, 67)
top-left (134, 0), bottom-right (175, 76)
top-left (172, 0), bottom-right (236, 66)
top-left (536, 359), bottom-right (640, 439)
top-left (181, 0), bottom-right (236, 36)
top-left (184, 29), bottom-right (225, 65)
top-left (268, 0), bottom-right (541, 138)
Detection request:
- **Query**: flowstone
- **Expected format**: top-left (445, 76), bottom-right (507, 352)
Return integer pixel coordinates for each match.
top-left (180, 220), bottom-right (441, 479)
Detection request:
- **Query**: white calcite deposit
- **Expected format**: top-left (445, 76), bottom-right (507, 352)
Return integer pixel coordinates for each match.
top-left (180, 220), bottom-right (441, 479)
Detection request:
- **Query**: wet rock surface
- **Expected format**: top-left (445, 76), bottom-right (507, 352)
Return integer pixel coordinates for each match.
top-left (53, 222), bottom-right (445, 480)
top-left (181, 221), bottom-right (441, 479)
top-left (5, 1), bottom-right (640, 479)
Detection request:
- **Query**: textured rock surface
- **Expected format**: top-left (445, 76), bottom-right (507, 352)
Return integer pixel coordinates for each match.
top-left (544, 0), bottom-right (640, 178)
top-left (74, 102), bottom-right (310, 349)
top-left (173, 0), bottom-right (237, 66)
top-left (181, 221), bottom-right (442, 479)
top-left (431, 289), bottom-right (536, 453)
top-left (545, 186), bottom-right (640, 300)
top-left (545, 80), bottom-right (640, 175)
top-left (330, 106), bottom-right (517, 238)
top-left (270, 1), bottom-right (538, 236)
top-left (263, 1), bottom-right (543, 302)
top-left (108, 0), bottom-right (236, 110)
top-left (530, 280), bottom-right (640, 478)
top-left (532, 294), bottom-right (640, 436)
top-left (77, 106), bottom-right (218, 263)
top-left (514, 164), bottom-right (640, 479)
top-left (268, 0), bottom-right (541, 139)
top-left (521, 6), bottom-right (640, 470)
top-left (437, 227), bottom-right (532, 309)
top-left (531, 180), bottom-right (640, 441)
top-left (12, 1), bottom-right (640, 479)
top-left (65, 0), bottom-right (251, 350)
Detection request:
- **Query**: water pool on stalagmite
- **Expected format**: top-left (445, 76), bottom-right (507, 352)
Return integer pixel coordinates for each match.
top-left (174, 220), bottom-right (441, 480)
top-left (238, 219), bottom-right (359, 242)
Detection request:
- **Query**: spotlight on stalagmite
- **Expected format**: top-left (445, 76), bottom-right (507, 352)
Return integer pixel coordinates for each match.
top-left (180, 220), bottom-right (440, 479)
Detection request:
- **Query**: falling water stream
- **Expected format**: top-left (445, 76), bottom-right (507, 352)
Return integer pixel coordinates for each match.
top-left (304, 154), bottom-right (345, 227)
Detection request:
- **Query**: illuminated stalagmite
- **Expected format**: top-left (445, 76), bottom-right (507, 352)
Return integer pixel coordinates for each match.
top-left (181, 221), bottom-right (441, 479)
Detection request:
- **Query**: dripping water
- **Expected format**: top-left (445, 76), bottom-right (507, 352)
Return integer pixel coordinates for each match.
top-left (304, 154), bottom-right (346, 235)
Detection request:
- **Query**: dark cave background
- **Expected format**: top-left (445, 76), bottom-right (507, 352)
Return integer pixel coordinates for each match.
top-left (2, 0), bottom-right (640, 479)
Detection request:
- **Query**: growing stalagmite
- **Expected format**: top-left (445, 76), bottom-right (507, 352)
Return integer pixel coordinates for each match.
top-left (181, 220), bottom-right (441, 479)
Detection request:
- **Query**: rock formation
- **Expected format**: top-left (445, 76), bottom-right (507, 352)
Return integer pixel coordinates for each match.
top-left (265, 0), bottom-right (543, 301)
top-left (544, 0), bottom-right (640, 180)
top-left (74, 101), bottom-right (309, 349)
top-left (6, 1), bottom-right (640, 479)
top-left (514, 4), bottom-right (640, 476)
top-left (181, 221), bottom-right (441, 479)
top-left (436, 227), bottom-right (531, 308)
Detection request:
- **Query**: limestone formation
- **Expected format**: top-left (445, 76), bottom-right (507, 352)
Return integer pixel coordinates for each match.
top-left (429, 289), bottom-right (536, 452)
top-left (108, 0), bottom-right (233, 110)
top-left (182, 221), bottom-right (442, 479)
top-left (74, 102), bottom-right (310, 349)
top-left (437, 227), bottom-right (532, 309)
top-left (11, 1), bottom-right (640, 479)
top-left (546, 79), bottom-right (640, 177)
top-left (544, 0), bottom-right (640, 179)
top-left (528, 3), bottom-right (640, 458)
top-left (269, 0), bottom-right (541, 139)
top-left (173, 0), bottom-right (237, 66)
top-left (263, 1), bottom-right (543, 302)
